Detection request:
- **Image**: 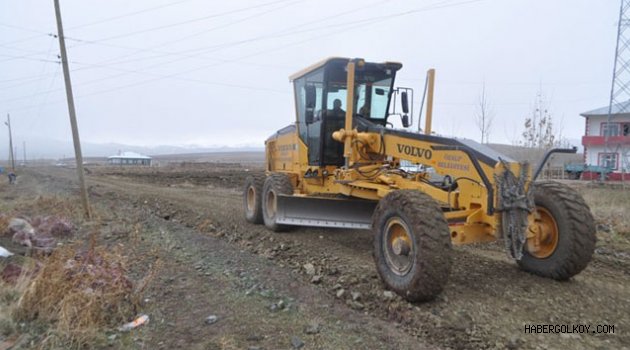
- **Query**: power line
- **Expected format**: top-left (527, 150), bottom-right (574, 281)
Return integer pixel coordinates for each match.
top-left (0, 1), bottom-right (303, 103)
top-left (0, 0), bottom-right (196, 56)
top-left (0, 22), bottom-right (50, 35)
top-left (0, 53), bottom-right (59, 64)
top-left (89, 0), bottom-right (391, 67)
top-left (63, 0), bottom-right (305, 67)
top-left (30, 37), bottom-right (59, 96)
top-left (0, 33), bottom-right (45, 47)
top-left (67, 0), bottom-right (199, 30)
top-left (0, 0), bottom-right (199, 46)
top-left (0, 33), bottom-right (60, 64)
top-left (5, 0), bottom-right (484, 109)
top-left (0, 0), bottom-right (386, 81)
top-left (0, 0), bottom-right (293, 63)
top-left (30, 64), bottom-right (62, 131)
top-left (0, 71), bottom-right (60, 84)
top-left (2, 15), bottom-right (368, 104)
top-left (59, 0), bottom-right (419, 73)
top-left (72, 0), bottom-right (297, 44)
top-left (0, 42), bottom-right (50, 55)
top-left (71, 0), bottom-right (471, 68)
top-left (0, 1), bottom-right (302, 85)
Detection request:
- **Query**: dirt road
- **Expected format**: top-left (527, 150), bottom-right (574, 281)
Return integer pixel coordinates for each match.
top-left (5, 165), bottom-right (629, 349)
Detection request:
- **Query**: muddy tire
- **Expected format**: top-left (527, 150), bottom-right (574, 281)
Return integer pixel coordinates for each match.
top-left (372, 190), bottom-right (452, 302)
top-left (518, 181), bottom-right (596, 280)
top-left (243, 175), bottom-right (265, 224)
top-left (262, 173), bottom-right (293, 232)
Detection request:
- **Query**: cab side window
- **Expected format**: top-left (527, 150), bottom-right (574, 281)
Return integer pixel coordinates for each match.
top-left (294, 69), bottom-right (324, 142)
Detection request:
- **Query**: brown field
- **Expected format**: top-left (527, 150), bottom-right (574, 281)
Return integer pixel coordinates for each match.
top-left (1, 158), bottom-right (629, 350)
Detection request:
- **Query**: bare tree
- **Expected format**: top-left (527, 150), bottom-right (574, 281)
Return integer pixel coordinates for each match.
top-left (553, 113), bottom-right (572, 148)
top-left (520, 90), bottom-right (558, 149)
top-left (474, 84), bottom-right (494, 144)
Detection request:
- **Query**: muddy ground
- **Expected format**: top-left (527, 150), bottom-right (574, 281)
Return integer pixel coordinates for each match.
top-left (1, 163), bottom-right (629, 350)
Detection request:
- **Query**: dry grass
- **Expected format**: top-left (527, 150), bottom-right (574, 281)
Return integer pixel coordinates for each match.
top-left (578, 186), bottom-right (630, 236)
top-left (0, 193), bottom-right (161, 349)
top-left (0, 261), bottom-right (36, 341)
top-left (14, 241), bottom-right (137, 348)
top-left (0, 214), bottom-right (9, 237)
top-left (14, 196), bottom-right (85, 222)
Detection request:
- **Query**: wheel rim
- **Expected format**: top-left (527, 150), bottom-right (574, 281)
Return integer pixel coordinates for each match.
top-left (383, 217), bottom-right (414, 276)
top-left (527, 207), bottom-right (559, 259)
top-left (266, 190), bottom-right (277, 218)
top-left (246, 186), bottom-right (256, 212)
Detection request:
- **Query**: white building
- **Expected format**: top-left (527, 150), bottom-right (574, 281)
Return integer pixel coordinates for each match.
top-left (107, 151), bottom-right (152, 166)
top-left (581, 101), bottom-right (630, 180)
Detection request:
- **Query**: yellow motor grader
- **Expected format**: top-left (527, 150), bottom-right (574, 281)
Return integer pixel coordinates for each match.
top-left (243, 57), bottom-right (596, 301)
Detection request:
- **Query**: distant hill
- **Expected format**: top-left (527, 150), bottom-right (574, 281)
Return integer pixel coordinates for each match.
top-left (18, 136), bottom-right (263, 160)
top-left (18, 135), bottom-right (582, 169)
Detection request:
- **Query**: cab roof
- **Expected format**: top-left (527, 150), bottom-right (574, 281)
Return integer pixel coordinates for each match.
top-left (289, 57), bottom-right (403, 81)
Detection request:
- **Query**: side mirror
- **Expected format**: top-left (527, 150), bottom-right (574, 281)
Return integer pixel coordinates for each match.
top-left (401, 114), bottom-right (410, 128)
top-left (304, 85), bottom-right (316, 123)
top-left (401, 91), bottom-right (409, 114)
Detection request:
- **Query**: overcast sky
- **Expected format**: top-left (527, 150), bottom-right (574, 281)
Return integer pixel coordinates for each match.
top-left (0, 0), bottom-right (620, 157)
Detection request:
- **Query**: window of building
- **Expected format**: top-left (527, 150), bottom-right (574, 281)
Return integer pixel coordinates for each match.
top-left (601, 123), bottom-right (620, 137)
top-left (623, 123), bottom-right (630, 136)
top-left (598, 153), bottom-right (618, 170)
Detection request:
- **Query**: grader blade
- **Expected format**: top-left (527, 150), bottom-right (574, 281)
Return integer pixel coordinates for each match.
top-left (276, 195), bottom-right (376, 229)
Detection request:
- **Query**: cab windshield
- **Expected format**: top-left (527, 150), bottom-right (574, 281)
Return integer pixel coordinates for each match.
top-left (354, 73), bottom-right (393, 120)
top-left (324, 62), bottom-right (395, 122)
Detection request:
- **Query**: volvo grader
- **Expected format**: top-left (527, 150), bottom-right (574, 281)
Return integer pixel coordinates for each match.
top-left (243, 57), bottom-right (596, 301)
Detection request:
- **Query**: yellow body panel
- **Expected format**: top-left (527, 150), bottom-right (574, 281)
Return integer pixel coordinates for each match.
top-left (264, 124), bottom-right (527, 245)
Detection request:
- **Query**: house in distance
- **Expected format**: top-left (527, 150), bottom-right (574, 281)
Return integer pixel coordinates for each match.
top-left (581, 101), bottom-right (630, 180)
top-left (107, 151), bottom-right (152, 166)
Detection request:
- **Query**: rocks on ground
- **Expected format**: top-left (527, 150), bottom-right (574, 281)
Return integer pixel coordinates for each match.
top-left (290, 335), bottom-right (305, 349)
top-left (205, 315), bottom-right (218, 325)
top-left (3, 216), bottom-right (75, 253)
top-left (1, 262), bottom-right (23, 284)
top-left (303, 263), bottom-right (315, 275)
top-left (303, 321), bottom-right (321, 335)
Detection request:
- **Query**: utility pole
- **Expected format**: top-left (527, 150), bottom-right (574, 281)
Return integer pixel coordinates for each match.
top-left (22, 141), bottom-right (26, 164)
top-left (4, 114), bottom-right (15, 171)
top-left (606, 0), bottom-right (630, 181)
top-left (54, 0), bottom-right (91, 219)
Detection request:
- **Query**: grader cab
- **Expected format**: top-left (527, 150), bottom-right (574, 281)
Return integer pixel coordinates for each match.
top-left (243, 57), bottom-right (596, 301)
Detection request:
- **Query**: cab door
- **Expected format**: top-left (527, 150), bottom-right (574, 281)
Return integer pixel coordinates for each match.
top-left (295, 68), bottom-right (325, 166)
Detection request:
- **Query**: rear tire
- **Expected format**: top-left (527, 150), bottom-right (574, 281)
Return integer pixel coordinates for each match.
top-left (243, 174), bottom-right (265, 224)
top-left (518, 181), bottom-right (596, 280)
top-left (262, 173), bottom-right (293, 232)
top-left (372, 190), bottom-right (452, 302)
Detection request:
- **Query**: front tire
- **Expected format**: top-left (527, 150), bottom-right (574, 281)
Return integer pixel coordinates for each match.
top-left (262, 173), bottom-right (293, 232)
top-left (518, 181), bottom-right (596, 280)
top-left (372, 190), bottom-right (452, 302)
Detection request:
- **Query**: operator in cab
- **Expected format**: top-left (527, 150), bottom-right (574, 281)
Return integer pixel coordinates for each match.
top-left (328, 98), bottom-right (345, 118)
